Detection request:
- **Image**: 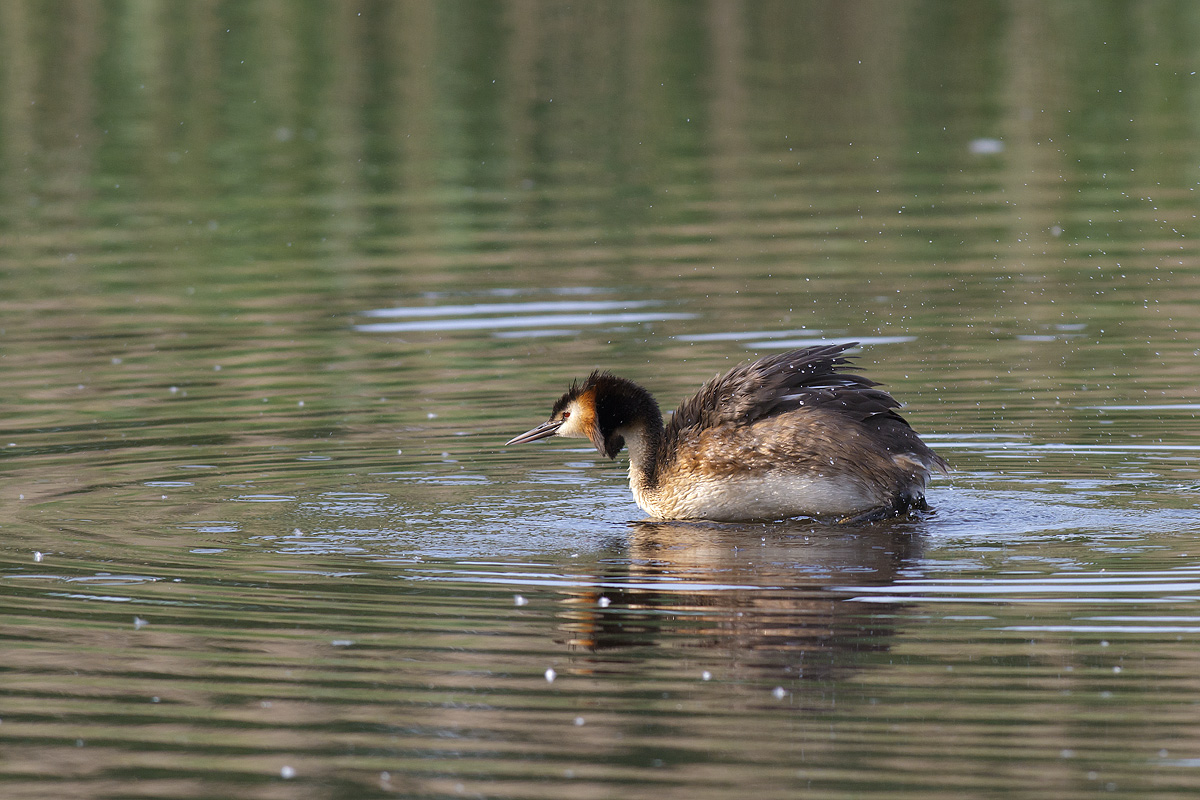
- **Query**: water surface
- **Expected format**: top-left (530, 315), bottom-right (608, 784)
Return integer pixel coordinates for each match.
top-left (3, 2), bottom-right (1200, 798)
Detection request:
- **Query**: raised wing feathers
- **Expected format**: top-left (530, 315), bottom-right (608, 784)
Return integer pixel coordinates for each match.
top-left (667, 343), bottom-right (889, 433)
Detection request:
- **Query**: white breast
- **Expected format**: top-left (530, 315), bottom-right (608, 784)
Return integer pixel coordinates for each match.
top-left (630, 471), bottom-right (881, 521)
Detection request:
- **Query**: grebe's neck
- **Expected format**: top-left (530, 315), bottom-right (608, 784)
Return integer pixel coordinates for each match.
top-left (588, 376), bottom-right (665, 487)
top-left (620, 420), bottom-right (665, 491)
top-left (592, 376), bottom-right (667, 491)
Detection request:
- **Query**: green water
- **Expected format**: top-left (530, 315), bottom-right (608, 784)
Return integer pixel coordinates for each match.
top-left (3, 2), bottom-right (1200, 798)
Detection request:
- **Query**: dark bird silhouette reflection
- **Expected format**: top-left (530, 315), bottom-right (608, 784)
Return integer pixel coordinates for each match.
top-left (555, 519), bottom-right (920, 684)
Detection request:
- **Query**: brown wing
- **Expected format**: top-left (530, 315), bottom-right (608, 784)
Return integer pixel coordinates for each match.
top-left (667, 344), bottom-right (877, 432)
top-left (666, 343), bottom-right (947, 473)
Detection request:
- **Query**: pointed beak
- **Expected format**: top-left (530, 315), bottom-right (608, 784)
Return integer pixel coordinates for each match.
top-left (505, 419), bottom-right (564, 446)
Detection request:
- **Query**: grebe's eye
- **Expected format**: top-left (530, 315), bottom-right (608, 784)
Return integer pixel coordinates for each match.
top-left (561, 411), bottom-right (571, 420)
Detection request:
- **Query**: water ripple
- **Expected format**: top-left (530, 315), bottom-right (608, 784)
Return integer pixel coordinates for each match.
top-left (362, 300), bottom-right (659, 317)
top-left (839, 567), bottom-right (1200, 604)
top-left (355, 311), bottom-right (694, 333)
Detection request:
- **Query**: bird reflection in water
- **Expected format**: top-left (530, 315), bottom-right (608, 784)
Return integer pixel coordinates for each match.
top-left (554, 519), bottom-right (921, 685)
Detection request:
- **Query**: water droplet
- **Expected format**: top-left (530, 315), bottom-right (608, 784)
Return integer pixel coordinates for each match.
top-left (968, 137), bottom-right (1005, 155)
top-left (544, 668), bottom-right (557, 683)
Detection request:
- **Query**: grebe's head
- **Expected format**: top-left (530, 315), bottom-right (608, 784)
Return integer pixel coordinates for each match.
top-left (505, 371), bottom-right (654, 459)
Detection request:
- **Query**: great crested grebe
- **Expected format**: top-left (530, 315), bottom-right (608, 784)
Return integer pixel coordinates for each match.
top-left (505, 343), bottom-right (947, 523)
